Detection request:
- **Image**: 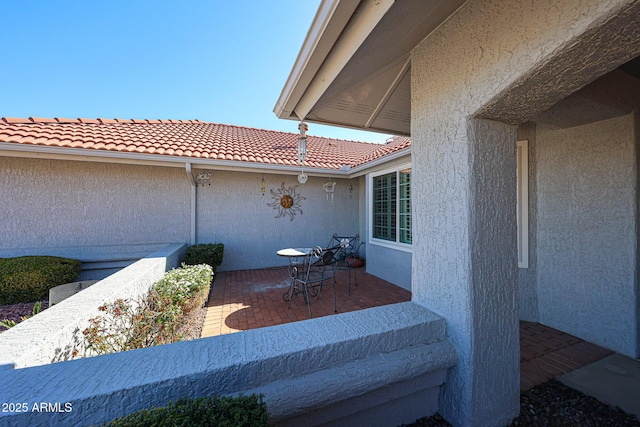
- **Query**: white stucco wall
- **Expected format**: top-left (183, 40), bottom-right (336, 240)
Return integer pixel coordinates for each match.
top-left (0, 157), bottom-right (190, 261)
top-left (361, 154), bottom-right (412, 290)
top-left (536, 114), bottom-right (638, 357)
top-left (517, 123), bottom-right (539, 321)
top-left (0, 302), bottom-right (456, 427)
top-left (195, 169), bottom-right (360, 271)
top-left (0, 157), bottom-right (363, 273)
top-left (366, 245), bottom-right (411, 291)
top-left (0, 244), bottom-right (186, 369)
top-left (410, 0), bottom-right (639, 424)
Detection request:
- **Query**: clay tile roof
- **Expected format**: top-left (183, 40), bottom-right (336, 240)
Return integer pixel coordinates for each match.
top-left (2, 117), bottom-right (31, 124)
top-left (55, 117), bottom-right (78, 123)
top-left (29, 117), bottom-right (57, 123)
top-left (0, 117), bottom-right (410, 170)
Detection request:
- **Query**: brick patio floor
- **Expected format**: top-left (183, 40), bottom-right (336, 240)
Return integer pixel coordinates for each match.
top-left (201, 266), bottom-right (613, 392)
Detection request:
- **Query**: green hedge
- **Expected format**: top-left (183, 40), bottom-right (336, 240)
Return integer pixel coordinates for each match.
top-left (153, 263), bottom-right (212, 310)
top-left (105, 394), bottom-right (269, 427)
top-left (0, 256), bottom-right (81, 305)
top-left (184, 243), bottom-right (224, 272)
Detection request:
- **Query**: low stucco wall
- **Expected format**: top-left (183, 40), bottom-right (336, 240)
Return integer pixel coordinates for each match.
top-left (0, 244), bottom-right (186, 369)
top-left (0, 302), bottom-right (456, 427)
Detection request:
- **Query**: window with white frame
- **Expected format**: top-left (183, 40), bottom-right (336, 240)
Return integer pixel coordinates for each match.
top-left (517, 140), bottom-right (529, 268)
top-left (371, 166), bottom-right (412, 246)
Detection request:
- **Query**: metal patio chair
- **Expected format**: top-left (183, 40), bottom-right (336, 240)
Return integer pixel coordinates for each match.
top-left (328, 233), bottom-right (363, 295)
top-left (289, 246), bottom-right (337, 319)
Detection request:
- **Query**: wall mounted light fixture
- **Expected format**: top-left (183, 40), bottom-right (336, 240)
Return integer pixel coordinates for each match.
top-left (323, 181), bottom-right (336, 202)
top-left (196, 173), bottom-right (212, 186)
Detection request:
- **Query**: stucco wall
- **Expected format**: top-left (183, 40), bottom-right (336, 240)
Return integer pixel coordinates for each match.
top-left (517, 122), bottom-right (539, 321)
top-left (0, 302), bottom-right (455, 427)
top-left (0, 157), bottom-right (190, 260)
top-left (195, 169), bottom-right (360, 271)
top-left (361, 154), bottom-right (412, 290)
top-left (410, 0), bottom-right (639, 424)
top-left (536, 114), bottom-right (638, 356)
top-left (366, 245), bottom-right (411, 291)
top-left (0, 157), bottom-right (363, 273)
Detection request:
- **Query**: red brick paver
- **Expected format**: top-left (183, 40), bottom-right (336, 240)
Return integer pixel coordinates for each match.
top-left (519, 321), bottom-right (613, 391)
top-left (201, 266), bottom-right (411, 337)
top-left (201, 268), bottom-right (613, 392)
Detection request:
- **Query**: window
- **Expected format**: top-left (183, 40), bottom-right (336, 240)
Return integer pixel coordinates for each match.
top-left (371, 166), bottom-right (412, 246)
top-left (517, 140), bottom-right (529, 268)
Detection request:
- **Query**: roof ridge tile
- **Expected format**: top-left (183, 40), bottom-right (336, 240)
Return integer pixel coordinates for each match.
top-left (2, 117), bottom-right (32, 124)
top-left (29, 117), bottom-right (58, 123)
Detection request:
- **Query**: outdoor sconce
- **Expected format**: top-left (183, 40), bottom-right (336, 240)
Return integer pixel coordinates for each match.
top-left (196, 173), bottom-right (212, 186)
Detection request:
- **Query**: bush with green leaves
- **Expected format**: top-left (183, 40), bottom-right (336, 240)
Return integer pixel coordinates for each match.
top-left (105, 394), bottom-right (269, 427)
top-left (0, 256), bottom-right (81, 305)
top-left (153, 262), bottom-right (212, 311)
top-left (81, 264), bottom-right (212, 356)
top-left (183, 243), bottom-right (224, 271)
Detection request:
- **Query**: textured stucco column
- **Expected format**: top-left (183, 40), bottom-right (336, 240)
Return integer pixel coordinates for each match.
top-left (411, 114), bottom-right (519, 426)
top-left (410, 0), bottom-right (640, 424)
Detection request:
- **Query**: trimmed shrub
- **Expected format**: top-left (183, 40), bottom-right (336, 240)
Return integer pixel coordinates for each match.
top-left (82, 264), bottom-right (212, 356)
top-left (0, 256), bottom-right (81, 305)
top-left (183, 243), bottom-right (224, 271)
top-left (153, 263), bottom-right (212, 311)
top-left (106, 394), bottom-right (269, 427)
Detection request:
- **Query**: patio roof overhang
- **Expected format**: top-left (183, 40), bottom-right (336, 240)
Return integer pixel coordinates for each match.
top-left (274, 0), bottom-right (467, 136)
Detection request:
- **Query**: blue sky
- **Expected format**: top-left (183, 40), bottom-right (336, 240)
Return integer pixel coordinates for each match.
top-left (0, 1), bottom-right (391, 143)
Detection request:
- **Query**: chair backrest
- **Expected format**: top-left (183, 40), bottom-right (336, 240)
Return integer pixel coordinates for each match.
top-left (322, 249), bottom-right (335, 265)
top-left (329, 233), bottom-right (361, 256)
top-left (298, 246), bottom-right (336, 283)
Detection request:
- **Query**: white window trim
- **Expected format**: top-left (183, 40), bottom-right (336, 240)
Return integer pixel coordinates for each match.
top-left (517, 140), bottom-right (529, 268)
top-left (367, 163), bottom-right (413, 253)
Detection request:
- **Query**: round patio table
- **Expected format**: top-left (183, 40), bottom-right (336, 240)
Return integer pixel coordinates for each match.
top-left (277, 247), bottom-right (314, 303)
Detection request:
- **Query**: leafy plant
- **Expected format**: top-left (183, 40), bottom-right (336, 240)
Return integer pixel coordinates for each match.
top-left (0, 256), bottom-right (81, 305)
top-left (81, 264), bottom-right (212, 356)
top-left (183, 243), bottom-right (224, 272)
top-left (105, 394), bottom-right (269, 427)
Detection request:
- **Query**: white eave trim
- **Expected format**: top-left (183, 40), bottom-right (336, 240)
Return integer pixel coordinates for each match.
top-left (275, 0), bottom-right (355, 119)
top-left (0, 143), bottom-right (351, 178)
top-left (275, 0), bottom-right (393, 121)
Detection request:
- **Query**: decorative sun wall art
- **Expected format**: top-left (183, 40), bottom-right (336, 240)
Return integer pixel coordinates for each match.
top-left (268, 182), bottom-right (305, 221)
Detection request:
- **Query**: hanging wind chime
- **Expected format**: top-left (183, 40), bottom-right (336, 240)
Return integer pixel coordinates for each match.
top-left (297, 121), bottom-right (308, 184)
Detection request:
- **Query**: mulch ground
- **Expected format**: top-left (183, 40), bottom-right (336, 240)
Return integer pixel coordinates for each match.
top-left (404, 380), bottom-right (639, 426)
top-left (0, 300), bottom-right (48, 332)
